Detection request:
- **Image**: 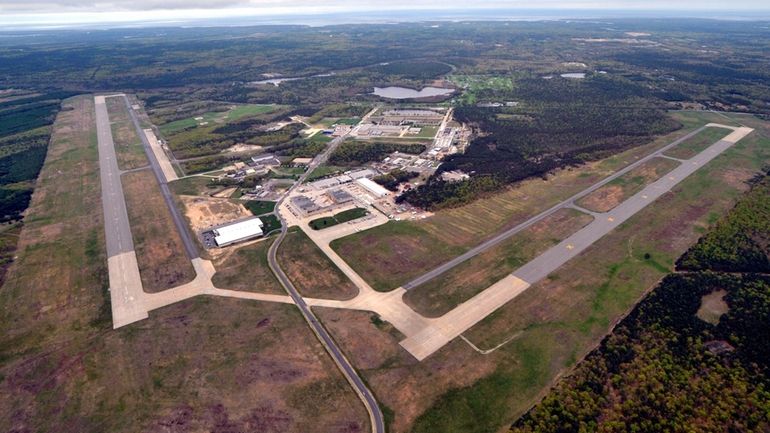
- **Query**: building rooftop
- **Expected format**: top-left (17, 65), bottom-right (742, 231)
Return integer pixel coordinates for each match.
top-left (214, 217), bottom-right (264, 246)
top-left (356, 177), bottom-right (390, 198)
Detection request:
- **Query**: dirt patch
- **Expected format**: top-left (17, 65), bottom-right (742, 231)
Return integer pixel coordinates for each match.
top-left (697, 289), bottom-right (728, 325)
top-left (578, 185), bottom-right (624, 213)
top-left (181, 195), bottom-right (249, 233)
top-left (123, 170), bottom-right (196, 292)
top-left (225, 143), bottom-right (263, 153)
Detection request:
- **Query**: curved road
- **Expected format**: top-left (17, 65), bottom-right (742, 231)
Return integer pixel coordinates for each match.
top-left (266, 134), bottom-right (386, 433)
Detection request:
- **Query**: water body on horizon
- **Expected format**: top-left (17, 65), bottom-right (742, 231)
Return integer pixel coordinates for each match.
top-left (372, 86), bottom-right (454, 99)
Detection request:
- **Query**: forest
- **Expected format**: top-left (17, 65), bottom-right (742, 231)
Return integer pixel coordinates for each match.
top-left (400, 75), bottom-right (680, 209)
top-left (328, 140), bottom-right (425, 166)
top-left (0, 91), bottom-right (69, 222)
top-left (510, 171), bottom-right (770, 433)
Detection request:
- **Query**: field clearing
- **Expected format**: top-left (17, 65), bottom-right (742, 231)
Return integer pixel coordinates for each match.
top-left (159, 103), bottom-right (279, 135)
top-left (105, 96), bottom-right (148, 170)
top-left (330, 221), bottom-right (466, 291)
top-left (664, 125), bottom-right (733, 159)
top-left (211, 238), bottom-right (284, 294)
top-left (122, 170), bottom-right (195, 292)
top-left (168, 176), bottom-right (217, 196)
top-left (404, 208), bottom-right (593, 317)
top-left (577, 157), bottom-right (680, 213)
top-left (278, 228), bottom-right (358, 300)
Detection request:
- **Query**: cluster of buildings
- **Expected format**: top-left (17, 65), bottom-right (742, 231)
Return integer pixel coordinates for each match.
top-left (223, 153), bottom-right (281, 180)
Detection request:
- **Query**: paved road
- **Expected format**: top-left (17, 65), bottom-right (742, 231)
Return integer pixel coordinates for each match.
top-left (401, 124), bottom-right (723, 291)
top-left (122, 95), bottom-right (199, 260)
top-left (267, 133), bottom-right (386, 433)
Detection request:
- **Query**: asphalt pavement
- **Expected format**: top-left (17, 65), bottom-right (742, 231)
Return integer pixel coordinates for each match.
top-left (401, 124), bottom-right (722, 291)
top-left (121, 95), bottom-right (199, 260)
top-left (266, 133), bottom-right (386, 433)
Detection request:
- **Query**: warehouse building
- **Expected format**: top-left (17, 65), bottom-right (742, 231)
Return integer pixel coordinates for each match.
top-left (213, 217), bottom-right (264, 247)
top-left (356, 177), bottom-right (390, 198)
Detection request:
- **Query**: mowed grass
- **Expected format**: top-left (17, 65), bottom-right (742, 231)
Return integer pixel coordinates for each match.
top-left (211, 237), bottom-right (284, 294)
top-left (309, 207), bottom-right (368, 230)
top-left (159, 103), bottom-right (279, 136)
top-left (404, 208), bottom-right (593, 317)
top-left (330, 221), bottom-right (466, 291)
top-left (332, 113), bottom-right (713, 290)
top-left (122, 170), bottom-right (196, 292)
top-left (407, 113), bottom-right (770, 433)
top-left (278, 228), bottom-right (358, 300)
top-left (105, 95), bottom-right (148, 170)
top-left (664, 125), bottom-right (733, 159)
top-left (577, 157), bottom-right (680, 213)
top-left (244, 200), bottom-right (276, 216)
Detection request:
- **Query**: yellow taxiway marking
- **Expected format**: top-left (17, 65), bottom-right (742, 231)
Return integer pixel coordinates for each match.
top-left (566, 244), bottom-right (575, 250)
top-left (642, 194), bottom-right (648, 199)
top-left (668, 176), bottom-right (676, 180)
top-left (608, 216), bottom-right (615, 222)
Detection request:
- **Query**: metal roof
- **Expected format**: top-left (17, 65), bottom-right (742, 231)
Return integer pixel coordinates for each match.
top-left (214, 217), bottom-right (264, 246)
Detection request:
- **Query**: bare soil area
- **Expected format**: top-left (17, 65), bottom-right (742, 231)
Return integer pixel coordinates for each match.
top-left (181, 195), bottom-right (250, 233)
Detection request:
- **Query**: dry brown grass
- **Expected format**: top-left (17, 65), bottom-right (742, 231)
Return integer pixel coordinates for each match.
top-left (577, 157), bottom-right (680, 213)
top-left (278, 229), bottom-right (358, 300)
top-left (122, 170), bottom-right (196, 292)
top-left (105, 96), bottom-right (148, 170)
top-left (0, 96), bottom-right (366, 433)
top-left (211, 237), bottom-right (285, 294)
top-left (404, 208), bottom-right (593, 317)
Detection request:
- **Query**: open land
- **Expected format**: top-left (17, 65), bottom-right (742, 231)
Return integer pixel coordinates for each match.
top-left (123, 169), bottom-right (196, 292)
top-left (105, 95), bottom-right (148, 170)
top-left (318, 112), bottom-right (767, 433)
top-left (277, 228), bottom-right (359, 300)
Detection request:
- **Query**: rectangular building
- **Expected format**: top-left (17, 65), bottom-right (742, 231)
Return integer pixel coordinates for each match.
top-left (214, 217), bottom-right (264, 247)
top-left (356, 177), bottom-right (390, 198)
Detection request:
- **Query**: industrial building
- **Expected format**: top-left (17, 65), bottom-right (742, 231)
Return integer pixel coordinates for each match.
top-left (356, 177), bottom-right (390, 198)
top-left (213, 217), bottom-right (264, 247)
top-left (327, 188), bottom-right (354, 204)
top-left (290, 195), bottom-right (323, 216)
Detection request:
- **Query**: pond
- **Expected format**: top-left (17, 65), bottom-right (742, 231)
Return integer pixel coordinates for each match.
top-left (372, 86), bottom-right (454, 99)
top-left (560, 73), bottom-right (586, 79)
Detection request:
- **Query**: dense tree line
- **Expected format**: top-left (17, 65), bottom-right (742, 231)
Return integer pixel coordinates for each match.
top-left (328, 141), bottom-right (425, 166)
top-left (373, 169), bottom-right (419, 191)
top-left (399, 75), bottom-right (680, 209)
top-left (510, 172), bottom-right (770, 433)
top-left (371, 61), bottom-right (452, 79)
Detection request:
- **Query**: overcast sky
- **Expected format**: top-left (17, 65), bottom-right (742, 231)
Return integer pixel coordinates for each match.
top-left (1, 0), bottom-right (769, 29)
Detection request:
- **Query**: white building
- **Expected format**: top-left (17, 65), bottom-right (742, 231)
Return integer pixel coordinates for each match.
top-left (214, 217), bottom-right (264, 247)
top-left (356, 177), bottom-right (390, 198)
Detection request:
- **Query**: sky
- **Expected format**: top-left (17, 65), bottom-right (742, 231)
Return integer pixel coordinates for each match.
top-left (1, 0), bottom-right (769, 30)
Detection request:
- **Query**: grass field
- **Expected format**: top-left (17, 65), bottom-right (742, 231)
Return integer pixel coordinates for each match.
top-left (309, 207), bottom-right (368, 230)
top-left (211, 238), bottom-right (284, 294)
top-left (168, 176), bottom-right (217, 196)
top-left (407, 112), bottom-right (770, 433)
top-left (664, 125), bottom-right (734, 159)
top-left (277, 228), bottom-right (358, 300)
top-left (332, 113), bottom-right (714, 290)
top-left (122, 170), bottom-right (196, 292)
top-left (330, 221), bottom-right (466, 291)
top-left (404, 208), bottom-right (593, 317)
top-left (577, 157), bottom-right (680, 213)
top-left (307, 165), bottom-right (345, 180)
top-left (159, 104), bottom-right (279, 136)
top-left (105, 96), bottom-right (148, 170)
top-left (318, 111), bottom-right (769, 433)
top-left (245, 200), bottom-right (276, 216)
top-left (414, 125), bottom-right (439, 139)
